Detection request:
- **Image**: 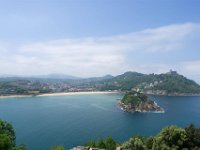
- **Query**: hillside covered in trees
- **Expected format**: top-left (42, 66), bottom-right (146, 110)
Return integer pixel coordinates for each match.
top-left (98, 70), bottom-right (200, 95)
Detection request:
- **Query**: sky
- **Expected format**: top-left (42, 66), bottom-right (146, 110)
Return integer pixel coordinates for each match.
top-left (0, 0), bottom-right (200, 83)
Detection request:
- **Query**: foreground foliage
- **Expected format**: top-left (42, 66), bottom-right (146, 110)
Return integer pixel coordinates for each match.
top-left (85, 137), bottom-right (116, 150)
top-left (1, 119), bottom-right (200, 150)
top-left (84, 124), bottom-right (200, 150)
top-left (0, 120), bottom-right (26, 150)
top-left (121, 124), bottom-right (200, 150)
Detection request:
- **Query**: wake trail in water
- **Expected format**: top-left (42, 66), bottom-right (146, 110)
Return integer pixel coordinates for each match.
top-left (91, 104), bottom-right (120, 113)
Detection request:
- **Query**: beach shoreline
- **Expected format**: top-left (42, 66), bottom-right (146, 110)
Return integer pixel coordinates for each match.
top-left (0, 95), bottom-right (33, 99)
top-left (38, 91), bottom-right (119, 97)
top-left (1, 91), bottom-right (199, 99)
top-left (0, 91), bottom-right (120, 99)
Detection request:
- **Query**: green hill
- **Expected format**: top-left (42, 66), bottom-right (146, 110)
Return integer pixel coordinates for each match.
top-left (98, 71), bottom-right (200, 95)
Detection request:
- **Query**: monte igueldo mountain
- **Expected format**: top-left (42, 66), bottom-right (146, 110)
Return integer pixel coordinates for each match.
top-left (118, 91), bottom-right (164, 113)
top-left (0, 70), bottom-right (200, 96)
top-left (99, 70), bottom-right (200, 96)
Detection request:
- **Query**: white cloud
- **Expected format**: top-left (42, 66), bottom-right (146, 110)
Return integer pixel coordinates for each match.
top-left (0, 23), bottom-right (200, 81)
top-left (177, 60), bottom-right (200, 83)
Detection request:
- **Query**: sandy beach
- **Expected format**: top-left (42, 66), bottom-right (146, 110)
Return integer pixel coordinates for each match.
top-left (0, 91), bottom-right (119, 99)
top-left (38, 91), bottom-right (119, 97)
top-left (0, 95), bottom-right (33, 99)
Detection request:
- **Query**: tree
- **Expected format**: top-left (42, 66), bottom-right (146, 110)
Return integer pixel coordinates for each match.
top-left (96, 138), bottom-right (106, 149)
top-left (152, 126), bottom-right (187, 150)
top-left (51, 146), bottom-right (65, 150)
top-left (104, 136), bottom-right (116, 150)
top-left (0, 134), bottom-right (12, 150)
top-left (0, 120), bottom-right (16, 146)
top-left (185, 124), bottom-right (200, 148)
top-left (65, 124), bottom-right (200, 150)
top-left (121, 136), bottom-right (146, 150)
top-left (0, 119), bottom-right (25, 150)
top-left (12, 145), bottom-right (26, 150)
top-left (146, 137), bottom-right (154, 150)
top-left (85, 139), bottom-right (96, 148)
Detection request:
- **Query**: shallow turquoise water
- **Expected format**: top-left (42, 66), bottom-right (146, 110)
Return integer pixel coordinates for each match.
top-left (0, 93), bottom-right (200, 150)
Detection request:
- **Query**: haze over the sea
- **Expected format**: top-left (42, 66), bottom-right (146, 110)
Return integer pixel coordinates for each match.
top-left (0, 0), bottom-right (200, 83)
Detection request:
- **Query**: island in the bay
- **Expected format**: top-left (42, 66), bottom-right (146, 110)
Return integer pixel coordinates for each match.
top-left (118, 91), bottom-right (164, 113)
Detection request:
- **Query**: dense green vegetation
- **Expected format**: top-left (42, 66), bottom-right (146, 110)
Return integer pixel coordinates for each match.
top-left (121, 91), bottom-right (148, 105)
top-left (51, 146), bottom-right (65, 150)
top-left (119, 91), bottom-right (164, 112)
top-left (0, 120), bottom-right (25, 150)
top-left (99, 72), bottom-right (145, 91)
top-left (84, 124), bottom-right (200, 150)
top-left (98, 71), bottom-right (200, 94)
top-left (0, 80), bottom-right (52, 95)
top-left (85, 137), bottom-right (116, 150)
top-left (153, 74), bottom-right (200, 93)
top-left (1, 119), bottom-right (200, 150)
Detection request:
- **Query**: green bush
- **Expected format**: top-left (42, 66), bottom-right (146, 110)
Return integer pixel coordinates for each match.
top-left (51, 146), bottom-right (65, 150)
top-left (85, 136), bottom-right (116, 150)
top-left (0, 120), bottom-right (26, 150)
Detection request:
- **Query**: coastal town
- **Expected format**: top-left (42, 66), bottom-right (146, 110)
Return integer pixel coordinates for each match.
top-left (1, 70), bottom-right (200, 97)
top-left (0, 79), bottom-right (98, 96)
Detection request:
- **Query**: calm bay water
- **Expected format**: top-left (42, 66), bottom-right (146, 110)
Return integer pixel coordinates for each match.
top-left (0, 93), bottom-right (200, 150)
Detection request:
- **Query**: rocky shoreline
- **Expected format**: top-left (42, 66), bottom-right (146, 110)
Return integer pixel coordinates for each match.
top-left (143, 90), bottom-right (200, 96)
top-left (117, 100), bottom-right (164, 113)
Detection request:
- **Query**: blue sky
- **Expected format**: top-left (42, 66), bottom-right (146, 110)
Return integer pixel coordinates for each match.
top-left (0, 0), bottom-right (200, 83)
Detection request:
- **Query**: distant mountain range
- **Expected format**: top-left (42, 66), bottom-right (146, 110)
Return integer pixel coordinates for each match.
top-left (0, 74), bottom-right (114, 80)
top-left (0, 74), bottom-right (81, 80)
top-left (0, 71), bottom-right (200, 95)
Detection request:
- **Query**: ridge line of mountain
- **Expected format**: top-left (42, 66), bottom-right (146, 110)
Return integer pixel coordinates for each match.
top-left (0, 70), bottom-right (200, 96)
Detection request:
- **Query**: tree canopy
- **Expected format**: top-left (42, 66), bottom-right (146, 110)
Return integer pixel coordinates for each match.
top-left (0, 120), bottom-right (25, 150)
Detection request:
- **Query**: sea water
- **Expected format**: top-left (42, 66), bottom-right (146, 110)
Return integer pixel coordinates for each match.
top-left (0, 93), bottom-right (200, 150)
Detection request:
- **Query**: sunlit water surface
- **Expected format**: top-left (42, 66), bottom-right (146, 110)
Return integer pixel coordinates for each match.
top-left (0, 93), bottom-right (200, 149)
